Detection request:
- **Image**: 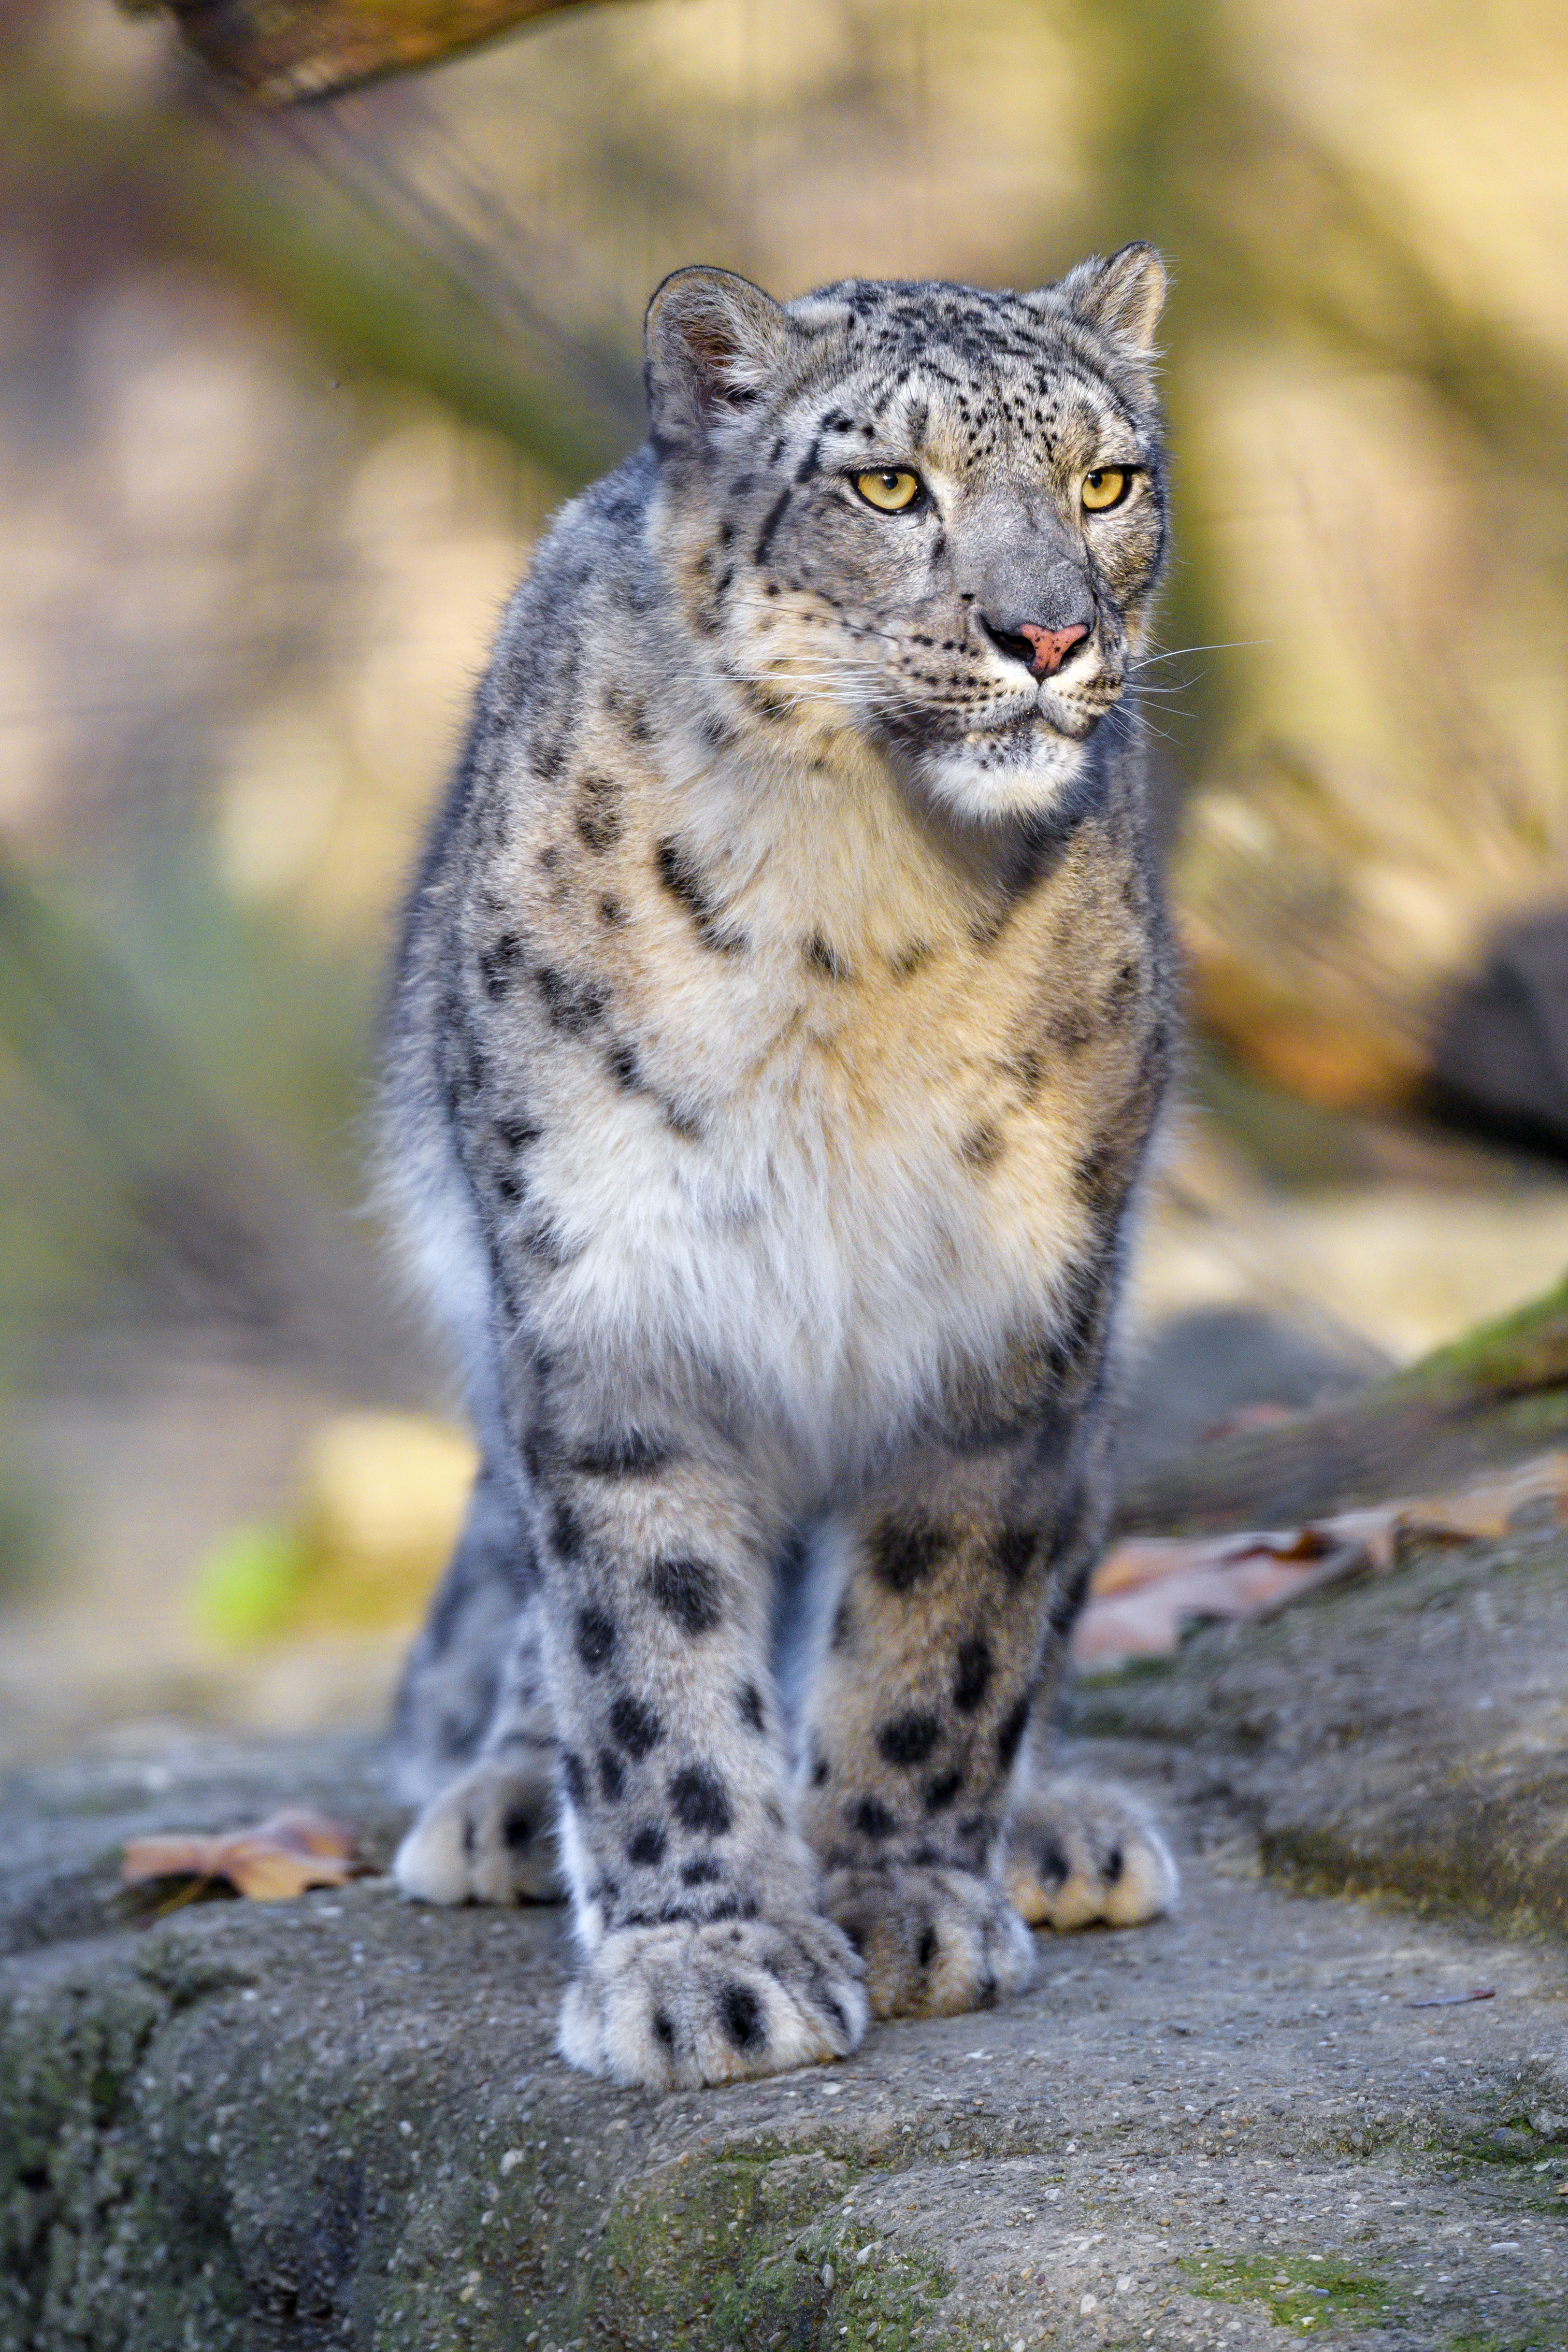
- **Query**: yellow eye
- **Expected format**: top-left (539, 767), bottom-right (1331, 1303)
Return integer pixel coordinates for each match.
top-left (855, 469), bottom-right (921, 513)
top-left (1081, 467), bottom-right (1131, 513)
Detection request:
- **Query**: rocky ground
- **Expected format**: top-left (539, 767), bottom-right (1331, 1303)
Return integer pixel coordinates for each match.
top-left (4, 1493), bottom-right (1568, 2352)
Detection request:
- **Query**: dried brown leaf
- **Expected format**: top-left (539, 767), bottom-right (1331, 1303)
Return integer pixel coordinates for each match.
top-left (1076, 1450), bottom-right (1568, 1668)
top-left (121, 1807), bottom-right (357, 1901)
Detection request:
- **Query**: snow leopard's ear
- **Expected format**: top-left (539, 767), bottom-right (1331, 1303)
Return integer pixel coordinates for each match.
top-left (645, 267), bottom-right (790, 445)
top-left (1044, 243), bottom-right (1168, 356)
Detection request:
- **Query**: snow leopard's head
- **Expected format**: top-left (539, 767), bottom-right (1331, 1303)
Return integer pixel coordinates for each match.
top-left (644, 248), bottom-right (1168, 823)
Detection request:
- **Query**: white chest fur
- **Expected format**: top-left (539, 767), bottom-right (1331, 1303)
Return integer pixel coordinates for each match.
top-left (514, 732), bottom-right (1109, 1473)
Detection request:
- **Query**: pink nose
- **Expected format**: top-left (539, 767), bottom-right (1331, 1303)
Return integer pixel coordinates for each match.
top-left (1018, 622), bottom-right (1090, 678)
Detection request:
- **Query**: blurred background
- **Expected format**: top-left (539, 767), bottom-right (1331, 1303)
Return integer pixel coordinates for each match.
top-left (3, 0), bottom-right (1567, 1766)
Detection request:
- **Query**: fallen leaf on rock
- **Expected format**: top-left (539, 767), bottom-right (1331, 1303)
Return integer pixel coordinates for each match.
top-left (1075, 1452), bottom-right (1568, 1669)
top-left (121, 1807), bottom-right (357, 1901)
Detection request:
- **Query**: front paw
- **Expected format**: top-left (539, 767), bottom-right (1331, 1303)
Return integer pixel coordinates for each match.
top-left (558, 1913), bottom-right (867, 2089)
top-left (1004, 1774), bottom-right (1178, 1930)
top-left (393, 1754), bottom-right (562, 1905)
top-left (821, 1863), bottom-right (1035, 2020)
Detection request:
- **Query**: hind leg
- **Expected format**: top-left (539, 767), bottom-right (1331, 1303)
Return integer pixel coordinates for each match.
top-left (1000, 1502), bottom-right (1178, 1934)
top-left (390, 1461), bottom-right (563, 1904)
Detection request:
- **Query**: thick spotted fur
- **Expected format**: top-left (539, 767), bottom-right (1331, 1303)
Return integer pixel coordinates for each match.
top-left (384, 247), bottom-right (1180, 2087)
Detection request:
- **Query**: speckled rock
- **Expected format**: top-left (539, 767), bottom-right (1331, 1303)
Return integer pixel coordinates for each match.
top-left (4, 1662), bottom-right (1568, 2350)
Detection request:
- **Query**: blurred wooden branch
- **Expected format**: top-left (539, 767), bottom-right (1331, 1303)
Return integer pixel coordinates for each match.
top-left (1117, 1272), bottom-right (1568, 1536)
top-left (121, 0), bottom-right (594, 105)
top-left (0, 74), bottom-right (639, 486)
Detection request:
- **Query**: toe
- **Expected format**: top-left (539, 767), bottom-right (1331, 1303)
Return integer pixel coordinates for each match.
top-left (1005, 1775), bottom-right (1178, 1931)
top-left (824, 1864), bottom-right (1034, 2020)
top-left (559, 1915), bottom-right (866, 2089)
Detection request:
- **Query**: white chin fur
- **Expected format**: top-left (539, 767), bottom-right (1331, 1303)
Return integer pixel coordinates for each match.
top-left (916, 729), bottom-right (1091, 823)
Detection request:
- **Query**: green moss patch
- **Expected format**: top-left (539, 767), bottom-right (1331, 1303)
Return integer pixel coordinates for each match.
top-left (585, 2154), bottom-right (955, 2351)
top-left (1180, 2251), bottom-right (1390, 2332)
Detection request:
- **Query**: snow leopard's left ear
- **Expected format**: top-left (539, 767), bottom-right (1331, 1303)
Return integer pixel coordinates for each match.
top-left (645, 266), bottom-right (790, 447)
top-left (1043, 243), bottom-right (1168, 356)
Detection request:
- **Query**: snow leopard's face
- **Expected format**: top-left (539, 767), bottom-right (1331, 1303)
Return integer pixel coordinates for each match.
top-left (645, 250), bottom-right (1168, 822)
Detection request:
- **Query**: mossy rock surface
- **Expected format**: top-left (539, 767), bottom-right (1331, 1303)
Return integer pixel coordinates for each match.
top-left (5, 1696), bottom-right (1568, 2352)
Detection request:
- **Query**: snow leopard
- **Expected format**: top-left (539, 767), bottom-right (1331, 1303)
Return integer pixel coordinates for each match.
top-left (382, 244), bottom-right (1180, 2091)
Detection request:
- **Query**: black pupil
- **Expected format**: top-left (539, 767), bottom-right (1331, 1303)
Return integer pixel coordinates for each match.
top-left (882, 473), bottom-right (900, 489)
top-left (1089, 472), bottom-right (1104, 487)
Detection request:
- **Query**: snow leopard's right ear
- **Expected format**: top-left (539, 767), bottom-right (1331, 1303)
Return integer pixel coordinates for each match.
top-left (645, 267), bottom-right (790, 446)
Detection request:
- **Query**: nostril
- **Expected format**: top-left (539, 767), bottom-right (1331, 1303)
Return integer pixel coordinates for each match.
top-left (979, 617), bottom-right (1037, 671)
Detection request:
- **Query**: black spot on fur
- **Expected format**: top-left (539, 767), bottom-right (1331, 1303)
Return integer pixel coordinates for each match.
top-left (668, 1764), bottom-right (732, 1836)
top-left (535, 965), bottom-right (607, 1035)
top-left (953, 1636), bottom-right (993, 1713)
top-left (810, 1751), bottom-right (831, 1788)
top-left (754, 486), bottom-right (791, 563)
top-left (569, 1431), bottom-right (673, 1478)
top-left (737, 1682), bottom-right (766, 1732)
top-left (502, 1805), bottom-right (535, 1851)
top-left (550, 1497), bottom-right (587, 1563)
top-left (720, 1981), bottom-right (765, 2050)
top-left (494, 1113), bottom-right (542, 1152)
top-left (877, 1710), bottom-right (942, 1768)
top-left (655, 838), bottom-right (747, 955)
top-left (607, 1040), bottom-right (642, 1090)
top-left (804, 930), bottom-right (851, 982)
top-left (647, 1555), bottom-right (723, 1637)
top-left (962, 1122), bottom-right (1004, 1172)
top-left (681, 1856), bottom-right (724, 1887)
top-left (652, 2008), bottom-right (675, 2049)
top-left (1014, 1045), bottom-right (1046, 1099)
top-left (626, 1821), bottom-right (666, 1867)
top-left (1106, 1842), bottom-right (1124, 1884)
top-left (829, 1598), bottom-right (853, 1651)
top-left (597, 1749), bottom-right (624, 1803)
top-left (990, 1525), bottom-right (1038, 1584)
top-left (706, 1895), bottom-right (759, 1923)
top-left (479, 932), bottom-right (524, 997)
top-left (598, 894), bottom-right (627, 927)
top-left (995, 1694), bottom-right (1031, 1769)
top-left (561, 1751), bottom-right (589, 1807)
top-left (868, 1516), bottom-right (955, 1594)
top-left (916, 1925), bottom-right (938, 1970)
top-left (575, 775), bottom-right (621, 852)
top-left (890, 940), bottom-right (933, 979)
top-left (609, 1695), bottom-right (662, 1759)
top-left (852, 1796), bottom-right (897, 1840)
top-left (923, 1768), bottom-right (964, 1814)
top-left (575, 1605), bottom-right (616, 1672)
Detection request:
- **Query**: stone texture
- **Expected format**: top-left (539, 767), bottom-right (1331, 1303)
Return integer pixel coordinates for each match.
top-left (1074, 1521), bottom-right (1568, 1944)
top-left (5, 1643), bottom-right (1568, 2350)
